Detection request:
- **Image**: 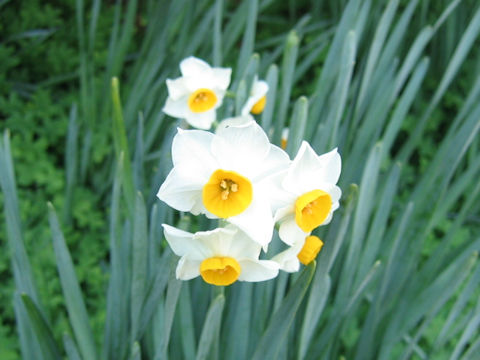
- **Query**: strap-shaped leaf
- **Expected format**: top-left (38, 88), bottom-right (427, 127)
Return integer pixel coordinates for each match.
top-left (252, 262), bottom-right (316, 360)
top-left (21, 294), bottom-right (62, 360)
top-left (48, 204), bottom-right (97, 360)
top-left (130, 192), bottom-right (148, 343)
top-left (63, 333), bottom-right (82, 360)
top-left (195, 293), bottom-right (226, 360)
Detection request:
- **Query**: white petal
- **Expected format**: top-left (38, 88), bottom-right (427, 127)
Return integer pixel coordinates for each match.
top-left (216, 115), bottom-right (254, 133)
top-left (212, 120), bottom-right (271, 177)
top-left (273, 204), bottom-right (295, 223)
top-left (223, 225), bottom-right (262, 259)
top-left (176, 256), bottom-right (201, 280)
top-left (180, 57), bottom-right (212, 77)
top-left (254, 144), bottom-right (290, 181)
top-left (241, 80), bottom-right (269, 115)
top-left (166, 77), bottom-right (189, 100)
top-left (329, 185), bottom-right (342, 204)
top-left (282, 128), bottom-right (289, 143)
top-left (184, 109), bottom-right (216, 130)
top-left (256, 167), bottom-right (293, 213)
top-left (278, 216), bottom-right (308, 246)
top-left (316, 148), bottom-right (342, 184)
top-left (271, 240), bottom-right (303, 273)
top-left (252, 80), bottom-right (269, 98)
top-left (282, 143), bottom-right (342, 195)
top-left (212, 67), bottom-right (232, 90)
top-left (228, 195), bottom-right (274, 247)
top-left (237, 259), bottom-right (279, 282)
top-left (241, 98), bottom-right (257, 116)
top-left (157, 165), bottom-right (204, 213)
top-left (162, 224), bottom-right (210, 260)
top-left (171, 128), bottom-right (216, 171)
top-left (283, 141), bottom-right (322, 193)
top-left (163, 96), bottom-right (188, 119)
top-left (193, 227), bottom-right (237, 256)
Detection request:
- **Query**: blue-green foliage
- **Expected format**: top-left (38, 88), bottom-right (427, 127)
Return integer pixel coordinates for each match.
top-left (0, 1), bottom-right (111, 357)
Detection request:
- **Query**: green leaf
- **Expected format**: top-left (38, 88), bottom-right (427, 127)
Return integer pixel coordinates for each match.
top-left (337, 143), bottom-right (382, 306)
top-left (355, 0), bottom-right (399, 112)
top-left (63, 104), bottom-right (79, 225)
top-left (111, 77), bottom-right (135, 213)
top-left (260, 64), bottom-right (278, 135)
top-left (131, 192), bottom-right (148, 343)
top-left (355, 164), bottom-right (401, 286)
top-left (272, 31), bottom-right (299, 145)
top-left (48, 204), bottom-right (97, 360)
top-left (178, 284), bottom-right (197, 360)
top-left (21, 294), bottom-right (62, 360)
top-left (155, 277), bottom-right (182, 359)
top-left (195, 294), bottom-right (225, 360)
top-left (138, 248), bottom-right (173, 340)
top-left (213, 0), bottom-right (223, 66)
top-left (63, 334), bottom-right (82, 360)
top-left (133, 114), bottom-right (145, 192)
top-left (224, 283), bottom-right (252, 360)
top-left (299, 184), bottom-right (358, 360)
top-left (13, 294), bottom-right (43, 360)
top-left (0, 131), bottom-right (40, 304)
top-left (314, 30), bottom-right (356, 152)
top-left (449, 274), bottom-right (480, 360)
top-left (298, 274), bottom-right (331, 360)
top-left (285, 96), bottom-right (308, 157)
top-left (398, 5), bottom-right (480, 162)
top-left (103, 155), bottom-right (129, 360)
top-left (236, 0), bottom-right (258, 77)
top-left (252, 262), bottom-right (316, 360)
top-left (129, 342), bottom-right (141, 360)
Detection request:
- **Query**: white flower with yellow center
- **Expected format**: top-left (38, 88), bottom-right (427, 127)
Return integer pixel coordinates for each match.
top-left (241, 78), bottom-right (268, 116)
top-left (272, 235), bottom-right (324, 272)
top-left (157, 120), bottom-right (290, 247)
top-left (163, 224), bottom-right (279, 286)
top-left (163, 56), bottom-right (232, 130)
top-left (274, 142), bottom-right (341, 246)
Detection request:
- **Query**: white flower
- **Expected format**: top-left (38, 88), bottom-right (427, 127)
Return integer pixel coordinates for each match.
top-left (163, 56), bottom-right (232, 130)
top-left (163, 224), bottom-right (279, 285)
top-left (157, 120), bottom-right (290, 247)
top-left (274, 142), bottom-right (342, 246)
top-left (281, 128), bottom-right (289, 150)
top-left (241, 78), bottom-right (268, 116)
top-left (272, 235), bottom-right (324, 272)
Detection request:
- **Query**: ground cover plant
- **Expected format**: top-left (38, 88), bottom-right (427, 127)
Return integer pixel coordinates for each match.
top-left (0, 0), bottom-right (479, 359)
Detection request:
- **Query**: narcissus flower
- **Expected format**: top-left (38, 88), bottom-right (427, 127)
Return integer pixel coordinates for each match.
top-left (272, 235), bottom-right (324, 272)
top-left (163, 57), bottom-right (232, 129)
top-left (157, 120), bottom-right (290, 247)
top-left (274, 142), bottom-right (341, 246)
top-left (281, 128), bottom-right (289, 150)
top-left (163, 224), bottom-right (279, 286)
top-left (241, 78), bottom-right (269, 116)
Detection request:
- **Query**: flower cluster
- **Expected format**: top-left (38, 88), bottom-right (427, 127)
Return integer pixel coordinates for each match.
top-left (158, 57), bottom-right (341, 286)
